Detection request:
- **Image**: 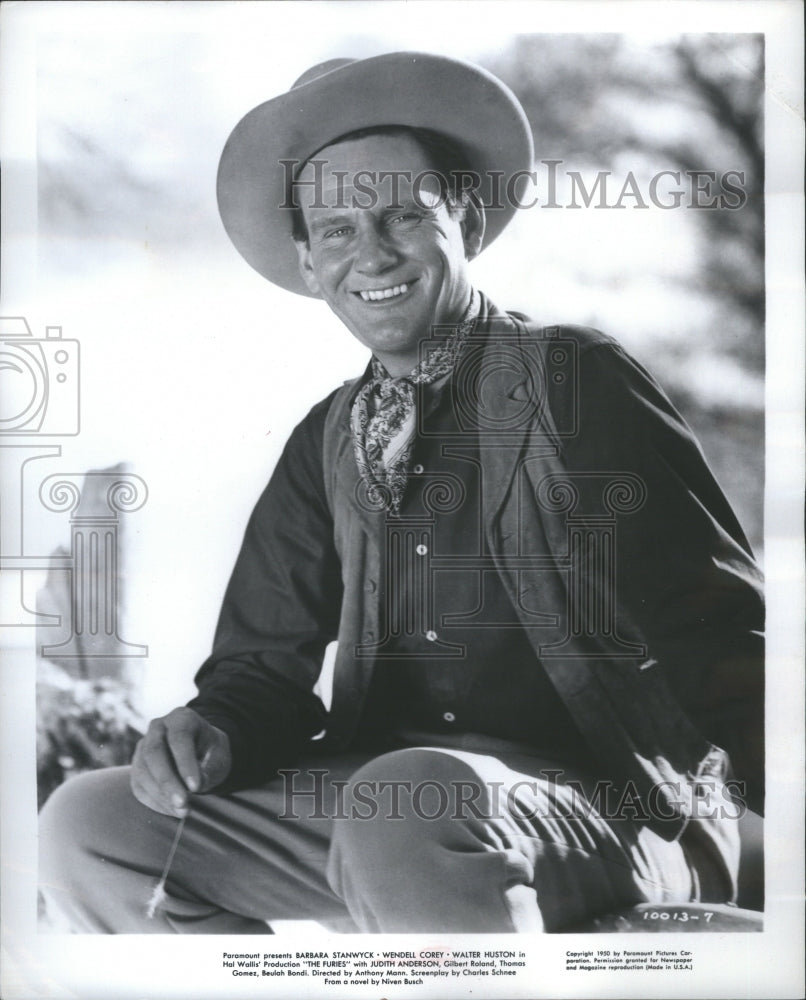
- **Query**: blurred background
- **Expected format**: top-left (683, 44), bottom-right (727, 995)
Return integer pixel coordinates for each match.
top-left (2, 5), bottom-right (765, 802)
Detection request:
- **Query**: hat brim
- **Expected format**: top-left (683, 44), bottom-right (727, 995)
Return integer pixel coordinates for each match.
top-left (216, 51), bottom-right (534, 296)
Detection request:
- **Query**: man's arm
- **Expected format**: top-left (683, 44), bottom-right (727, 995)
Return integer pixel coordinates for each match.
top-left (131, 392), bottom-right (343, 815)
top-left (562, 334), bottom-right (764, 808)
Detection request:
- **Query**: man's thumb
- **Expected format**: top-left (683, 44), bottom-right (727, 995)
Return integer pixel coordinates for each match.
top-left (196, 736), bottom-right (230, 791)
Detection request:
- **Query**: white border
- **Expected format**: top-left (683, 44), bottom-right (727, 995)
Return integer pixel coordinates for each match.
top-left (1, 2), bottom-right (803, 998)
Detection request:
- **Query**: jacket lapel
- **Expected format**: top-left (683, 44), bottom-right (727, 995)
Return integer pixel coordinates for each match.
top-left (474, 297), bottom-right (559, 532)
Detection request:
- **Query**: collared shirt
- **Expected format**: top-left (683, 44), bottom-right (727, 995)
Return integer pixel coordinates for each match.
top-left (352, 368), bottom-right (591, 764)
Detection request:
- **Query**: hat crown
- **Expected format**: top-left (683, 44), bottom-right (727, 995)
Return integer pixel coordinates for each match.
top-left (218, 51), bottom-right (534, 296)
top-left (291, 58), bottom-right (356, 90)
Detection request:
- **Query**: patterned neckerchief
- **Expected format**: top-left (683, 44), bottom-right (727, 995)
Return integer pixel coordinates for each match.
top-left (351, 289), bottom-right (479, 514)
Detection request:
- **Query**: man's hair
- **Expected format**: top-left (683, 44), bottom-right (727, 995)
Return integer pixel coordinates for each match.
top-left (290, 125), bottom-right (476, 245)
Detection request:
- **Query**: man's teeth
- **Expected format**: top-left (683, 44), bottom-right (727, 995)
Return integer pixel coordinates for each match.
top-left (359, 283), bottom-right (409, 302)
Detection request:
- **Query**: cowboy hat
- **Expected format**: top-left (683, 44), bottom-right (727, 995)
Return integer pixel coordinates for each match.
top-left (216, 51), bottom-right (534, 296)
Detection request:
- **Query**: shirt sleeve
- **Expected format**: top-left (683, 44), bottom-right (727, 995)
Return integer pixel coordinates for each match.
top-left (563, 337), bottom-right (765, 809)
top-left (187, 390), bottom-right (343, 790)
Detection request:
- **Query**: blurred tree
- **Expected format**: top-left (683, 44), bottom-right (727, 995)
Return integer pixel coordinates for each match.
top-left (483, 35), bottom-right (765, 551)
top-left (37, 666), bottom-right (143, 808)
top-left (484, 34), bottom-right (764, 370)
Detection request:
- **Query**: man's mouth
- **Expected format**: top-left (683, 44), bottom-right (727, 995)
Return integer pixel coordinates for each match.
top-left (355, 281), bottom-right (415, 303)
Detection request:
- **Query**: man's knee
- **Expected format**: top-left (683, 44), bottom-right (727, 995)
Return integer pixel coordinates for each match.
top-left (329, 749), bottom-right (487, 861)
top-left (355, 746), bottom-right (477, 810)
top-left (326, 750), bottom-right (534, 931)
top-left (39, 766), bottom-right (135, 886)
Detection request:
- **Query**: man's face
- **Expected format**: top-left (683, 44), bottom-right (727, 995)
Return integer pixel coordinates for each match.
top-left (294, 132), bottom-right (483, 376)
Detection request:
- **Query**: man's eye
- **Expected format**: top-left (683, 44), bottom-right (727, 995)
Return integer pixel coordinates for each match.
top-left (322, 227), bottom-right (352, 240)
top-left (389, 213), bottom-right (421, 226)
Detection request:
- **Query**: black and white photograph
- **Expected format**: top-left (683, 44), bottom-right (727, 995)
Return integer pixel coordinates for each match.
top-left (1, 1), bottom-right (803, 998)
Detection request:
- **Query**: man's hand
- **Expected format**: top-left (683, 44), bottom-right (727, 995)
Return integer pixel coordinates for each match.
top-left (131, 707), bottom-right (232, 816)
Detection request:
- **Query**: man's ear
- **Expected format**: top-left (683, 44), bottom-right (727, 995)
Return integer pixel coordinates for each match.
top-left (293, 238), bottom-right (321, 296)
top-left (460, 196), bottom-right (485, 261)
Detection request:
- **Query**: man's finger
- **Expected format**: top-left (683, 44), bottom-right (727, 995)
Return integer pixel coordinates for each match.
top-left (164, 715), bottom-right (205, 794)
top-left (135, 722), bottom-right (191, 813)
top-left (130, 754), bottom-right (180, 817)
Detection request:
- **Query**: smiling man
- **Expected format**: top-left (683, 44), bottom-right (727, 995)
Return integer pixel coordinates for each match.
top-left (39, 52), bottom-right (764, 934)
top-left (293, 131), bottom-right (483, 376)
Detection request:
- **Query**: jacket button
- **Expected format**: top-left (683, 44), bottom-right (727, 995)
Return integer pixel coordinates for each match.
top-left (443, 711), bottom-right (456, 723)
top-left (416, 544), bottom-right (428, 556)
top-left (425, 630), bottom-right (437, 642)
top-left (413, 464), bottom-right (424, 474)
top-left (365, 579), bottom-right (377, 593)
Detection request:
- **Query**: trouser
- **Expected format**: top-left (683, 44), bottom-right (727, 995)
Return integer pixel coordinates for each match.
top-left (39, 746), bottom-right (737, 933)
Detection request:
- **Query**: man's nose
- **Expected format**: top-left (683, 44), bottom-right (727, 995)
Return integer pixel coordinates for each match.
top-left (354, 220), bottom-right (399, 274)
